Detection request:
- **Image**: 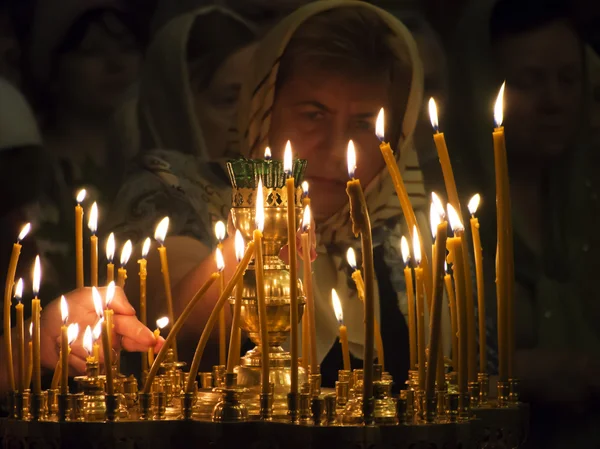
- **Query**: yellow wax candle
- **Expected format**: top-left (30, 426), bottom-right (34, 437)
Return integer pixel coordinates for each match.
top-left (51, 357), bottom-right (61, 390)
top-left (285, 142), bottom-right (300, 392)
top-left (331, 289), bottom-right (351, 371)
top-left (4, 223), bottom-right (29, 391)
top-left (83, 326), bottom-right (94, 364)
top-left (61, 323), bottom-right (78, 395)
top-left (301, 206), bottom-right (318, 377)
top-left (106, 233), bottom-right (115, 284)
top-left (117, 240), bottom-right (132, 289)
top-left (425, 197), bottom-right (448, 396)
top-left (148, 318), bottom-right (168, 367)
top-left (301, 181), bottom-right (311, 371)
top-left (215, 220), bottom-right (227, 367)
top-left (58, 296), bottom-right (68, 393)
top-left (301, 181), bottom-right (310, 208)
top-left (444, 267), bottom-right (458, 370)
top-left (345, 141), bottom-right (376, 421)
top-left (492, 83), bottom-right (513, 380)
top-left (227, 231), bottom-right (246, 373)
top-left (25, 323), bottom-right (32, 390)
top-left (31, 256), bottom-right (42, 395)
top-left (89, 202), bottom-right (98, 287)
top-left (155, 217), bottom-right (178, 360)
top-left (376, 110), bottom-right (432, 304)
top-left (14, 279), bottom-right (24, 392)
top-left (92, 320), bottom-right (101, 364)
top-left (75, 189), bottom-right (86, 288)
top-left (468, 195), bottom-right (487, 372)
top-left (101, 317), bottom-right (114, 395)
top-left (400, 238), bottom-right (417, 370)
top-left (413, 231), bottom-right (426, 391)
top-left (138, 237), bottom-right (150, 372)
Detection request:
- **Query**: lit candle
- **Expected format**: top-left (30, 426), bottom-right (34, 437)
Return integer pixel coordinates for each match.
top-left (346, 248), bottom-right (385, 370)
top-left (75, 189), bottom-right (86, 288)
top-left (301, 180), bottom-right (310, 370)
top-left (138, 237), bottom-right (150, 372)
top-left (106, 233), bottom-right (115, 284)
top-left (345, 140), bottom-right (376, 422)
top-left (83, 326), bottom-right (94, 364)
top-left (215, 221), bottom-right (227, 367)
top-left (14, 279), bottom-right (25, 392)
top-left (51, 296), bottom-right (69, 390)
top-left (376, 109), bottom-right (432, 302)
top-left (468, 194), bottom-right (487, 372)
top-left (227, 231), bottom-right (246, 373)
top-left (331, 289), bottom-right (350, 371)
top-left (31, 255), bottom-right (42, 395)
top-left (425, 194), bottom-right (448, 396)
top-left (101, 316), bottom-right (113, 395)
top-left (301, 205), bottom-right (317, 375)
top-left (301, 181), bottom-right (310, 208)
top-left (400, 237), bottom-right (417, 370)
top-left (92, 287), bottom-right (105, 365)
top-left (117, 240), bottom-right (132, 289)
top-left (88, 202), bottom-right (99, 287)
top-left (61, 323), bottom-right (79, 395)
top-left (104, 282), bottom-right (116, 359)
top-left (3, 222), bottom-right (30, 392)
top-left (492, 82), bottom-right (513, 381)
top-left (148, 317), bottom-right (168, 367)
top-left (444, 262), bottom-right (458, 371)
top-left (92, 320), bottom-right (101, 363)
top-left (25, 323), bottom-right (32, 390)
top-left (446, 205), bottom-right (468, 394)
top-left (412, 228), bottom-right (426, 391)
top-left (154, 217), bottom-right (177, 360)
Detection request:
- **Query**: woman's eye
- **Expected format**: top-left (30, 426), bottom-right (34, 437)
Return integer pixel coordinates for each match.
top-left (302, 111), bottom-right (325, 121)
top-left (355, 120), bottom-right (373, 131)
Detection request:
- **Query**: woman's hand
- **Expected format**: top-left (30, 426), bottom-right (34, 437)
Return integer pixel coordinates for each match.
top-left (40, 287), bottom-right (164, 375)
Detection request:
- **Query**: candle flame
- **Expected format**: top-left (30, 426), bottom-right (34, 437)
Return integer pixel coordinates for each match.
top-left (14, 278), bottom-right (23, 300)
top-left (346, 247), bottom-right (357, 270)
top-left (494, 82), bottom-right (505, 128)
top-left (255, 178), bottom-right (264, 232)
top-left (154, 216), bottom-right (169, 245)
top-left (284, 141), bottom-right (293, 175)
top-left (156, 316), bottom-right (169, 330)
top-left (468, 194), bottom-right (481, 215)
top-left (347, 140), bottom-right (356, 179)
top-left (331, 288), bottom-right (343, 324)
top-left (428, 97), bottom-right (439, 131)
top-left (67, 323), bottom-right (79, 345)
top-left (444, 261), bottom-right (449, 274)
top-left (106, 233), bottom-right (115, 262)
top-left (214, 221), bottom-right (226, 242)
top-left (412, 226), bottom-right (422, 265)
top-left (18, 223), bottom-right (31, 242)
top-left (400, 236), bottom-right (411, 265)
top-left (76, 189), bottom-right (87, 204)
top-left (60, 295), bottom-right (68, 324)
top-left (431, 192), bottom-right (445, 218)
top-left (302, 205), bottom-right (311, 233)
top-left (235, 230), bottom-right (245, 262)
top-left (264, 147), bottom-right (272, 160)
top-left (92, 287), bottom-right (103, 318)
top-left (302, 181), bottom-right (309, 197)
top-left (447, 204), bottom-right (464, 232)
top-left (375, 108), bottom-right (385, 141)
top-left (142, 237), bottom-right (151, 258)
top-left (29, 322), bottom-right (33, 338)
top-left (430, 192), bottom-right (446, 239)
top-left (93, 319), bottom-right (102, 341)
top-left (215, 247), bottom-right (225, 272)
top-left (88, 202), bottom-right (98, 234)
top-left (120, 240), bottom-right (132, 266)
top-left (83, 325), bottom-right (93, 355)
top-left (32, 255), bottom-right (41, 296)
top-left (106, 281), bottom-right (116, 307)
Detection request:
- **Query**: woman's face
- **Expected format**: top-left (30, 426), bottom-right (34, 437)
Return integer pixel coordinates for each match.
top-left (270, 66), bottom-right (390, 221)
top-left (55, 16), bottom-right (142, 117)
top-left (193, 44), bottom-right (257, 159)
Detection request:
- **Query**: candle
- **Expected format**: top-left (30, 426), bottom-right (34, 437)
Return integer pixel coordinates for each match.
top-left (148, 317), bottom-right (168, 367)
top-left (4, 223), bottom-right (30, 391)
top-left (468, 194), bottom-right (487, 372)
top-left (331, 289), bottom-right (350, 371)
top-left (227, 231), bottom-right (246, 373)
top-left (376, 110), bottom-right (432, 303)
top-left (75, 189), bottom-right (86, 288)
top-left (83, 326), bottom-right (94, 364)
top-left (92, 288), bottom-right (106, 366)
top-left (52, 296), bottom-right (69, 390)
top-left (215, 221), bottom-right (227, 367)
top-left (444, 263), bottom-right (458, 370)
top-left (412, 229), bottom-right (426, 391)
top-left (492, 83), bottom-right (513, 380)
top-left (446, 205), bottom-right (468, 394)
top-left (154, 217), bottom-right (178, 360)
top-left (105, 282), bottom-right (116, 358)
top-left (346, 248), bottom-right (385, 370)
top-left (31, 255), bottom-right (42, 394)
top-left (14, 279), bottom-right (24, 392)
top-left (301, 181), bottom-right (310, 208)
top-left (101, 317), bottom-right (114, 394)
top-left (301, 205), bottom-right (317, 376)
top-left (301, 181), bottom-right (310, 370)
top-left (425, 195), bottom-right (448, 396)
top-left (106, 233), bottom-right (115, 284)
top-left (92, 319), bottom-right (101, 363)
top-left (117, 240), bottom-right (132, 289)
top-left (89, 202), bottom-right (99, 287)
top-left (253, 178), bottom-right (270, 396)
top-left (138, 237), bottom-right (150, 372)
top-left (183, 242), bottom-right (255, 394)
top-left (400, 237), bottom-right (417, 370)
top-left (25, 323), bottom-right (32, 390)
top-left (61, 323), bottom-right (79, 395)
top-left (345, 140), bottom-right (376, 422)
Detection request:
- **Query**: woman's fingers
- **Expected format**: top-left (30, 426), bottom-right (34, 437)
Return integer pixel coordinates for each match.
top-left (67, 354), bottom-right (87, 376)
top-left (112, 315), bottom-right (156, 351)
